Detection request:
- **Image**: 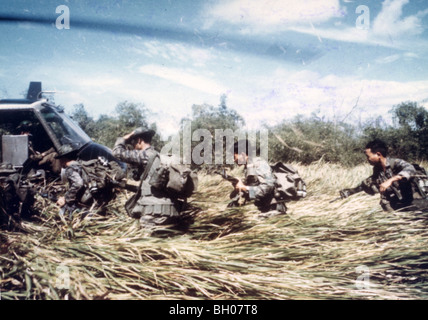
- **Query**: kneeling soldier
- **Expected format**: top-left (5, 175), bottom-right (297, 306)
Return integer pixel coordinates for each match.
top-left (232, 139), bottom-right (287, 217)
top-left (340, 139), bottom-right (428, 212)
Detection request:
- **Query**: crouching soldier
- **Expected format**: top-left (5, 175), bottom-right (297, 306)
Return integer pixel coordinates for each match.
top-left (55, 145), bottom-right (85, 218)
top-left (232, 139), bottom-right (287, 218)
top-left (339, 139), bottom-right (428, 212)
top-left (55, 144), bottom-right (125, 218)
top-left (113, 127), bottom-right (185, 229)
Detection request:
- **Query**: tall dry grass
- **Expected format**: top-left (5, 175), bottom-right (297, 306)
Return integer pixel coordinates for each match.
top-left (1, 161), bottom-right (428, 300)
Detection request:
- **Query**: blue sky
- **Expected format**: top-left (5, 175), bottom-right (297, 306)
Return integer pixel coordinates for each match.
top-left (1, 0), bottom-right (428, 138)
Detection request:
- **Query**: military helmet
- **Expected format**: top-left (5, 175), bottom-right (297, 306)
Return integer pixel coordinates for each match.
top-left (55, 144), bottom-right (79, 159)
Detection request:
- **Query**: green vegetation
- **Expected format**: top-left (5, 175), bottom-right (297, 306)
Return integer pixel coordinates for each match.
top-left (68, 99), bottom-right (428, 166)
top-left (69, 101), bottom-right (160, 149)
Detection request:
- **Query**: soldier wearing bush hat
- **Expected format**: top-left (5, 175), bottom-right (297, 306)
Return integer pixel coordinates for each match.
top-left (113, 127), bottom-right (184, 230)
top-left (113, 127), bottom-right (156, 167)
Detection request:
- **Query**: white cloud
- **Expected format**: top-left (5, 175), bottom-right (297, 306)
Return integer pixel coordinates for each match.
top-left (289, 25), bottom-right (371, 45)
top-left (205, 0), bottom-right (344, 33)
top-left (372, 0), bottom-right (426, 38)
top-left (225, 69), bottom-right (428, 130)
top-left (232, 0), bottom-right (427, 50)
top-left (129, 40), bottom-right (215, 67)
top-left (374, 52), bottom-right (419, 65)
top-left (376, 54), bottom-right (401, 64)
top-left (292, 0), bottom-right (428, 48)
top-left (138, 64), bottom-right (228, 95)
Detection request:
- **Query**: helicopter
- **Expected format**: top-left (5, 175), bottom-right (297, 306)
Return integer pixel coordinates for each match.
top-left (0, 81), bottom-right (125, 177)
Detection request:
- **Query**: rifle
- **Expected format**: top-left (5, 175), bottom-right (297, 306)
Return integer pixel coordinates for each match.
top-left (215, 168), bottom-right (247, 207)
top-left (331, 177), bottom-right (403, 203)
top-left (215, 168), bottom-right (240, 186)
top-left (329, 185), bottom-right (363, 203)
top-left (120, 181), bottom-right (139, 193)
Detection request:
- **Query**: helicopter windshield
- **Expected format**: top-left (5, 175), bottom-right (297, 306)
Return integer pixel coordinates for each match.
top-left (39, 105), bottom-right (91, 149)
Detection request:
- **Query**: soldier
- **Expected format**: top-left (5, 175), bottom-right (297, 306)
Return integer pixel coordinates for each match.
top-left (17, 120), bottom-right (61, 175)
top-left (341, 139), bottom-right (427, 212)
top-left (113, 127), bottom-right (184, 229)
top-left (55, 144), bottom-right (85, 218)
top-left (232, 139), bottom-right (287, 217)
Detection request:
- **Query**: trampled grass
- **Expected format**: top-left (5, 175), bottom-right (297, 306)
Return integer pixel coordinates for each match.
top-left (1, 161), bottom-right (428, 300)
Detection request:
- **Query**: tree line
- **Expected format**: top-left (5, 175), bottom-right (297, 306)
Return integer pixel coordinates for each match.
top-left (68, 98), bottom-right (428, 167)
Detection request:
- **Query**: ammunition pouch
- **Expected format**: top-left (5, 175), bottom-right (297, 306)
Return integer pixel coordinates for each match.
top-left (131, 196), bottom-right (184, 218)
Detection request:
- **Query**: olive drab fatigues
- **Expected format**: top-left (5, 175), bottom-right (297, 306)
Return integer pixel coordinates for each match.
top-left (62, 161), bottom-right (85, 214)
top-left (368, 157), bottom-right (424, 212)
top-left (245, 157), bottom-right (286, 214)
top-left (112, 138), bottom-right (182, 225)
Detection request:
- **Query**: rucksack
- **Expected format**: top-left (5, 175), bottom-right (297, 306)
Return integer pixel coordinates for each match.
top-left (148, 154), bottom-right (198, 199)
top-left (77, 157), bottom-right (126, 204)
top-left (410, 163), bottom-right (428, 199)
top-left (270, 162), bottom-right (307, 201)
top-left (124, 153), bottom-right (198, 218)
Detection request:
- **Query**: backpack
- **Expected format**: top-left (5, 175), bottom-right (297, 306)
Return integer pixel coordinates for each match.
top-left (148, 154), bottom-right (198, 199)
top-left (78, 157), bottom-right (126, 204)
top-left (124, 153), bottom-right (198, 218)
top-left (410, 163), bottom-right (428, 199)
top-left (270, 162), bottom-right (307, 201)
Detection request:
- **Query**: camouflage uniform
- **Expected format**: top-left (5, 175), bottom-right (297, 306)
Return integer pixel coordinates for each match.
top-left (368, 157), bottom-right (418, 212)
top-left (244, 157), bottom-right (286, 214)
top-left (113, 138), bottom-right (182, 226)
top-left (62, 161), bottom-right (85, 214)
